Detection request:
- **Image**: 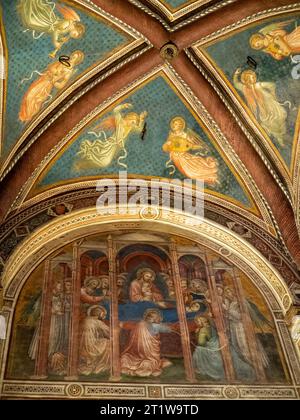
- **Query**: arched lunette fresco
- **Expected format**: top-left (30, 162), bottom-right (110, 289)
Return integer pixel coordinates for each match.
top-left (1, 206), bottom-right (299, 399)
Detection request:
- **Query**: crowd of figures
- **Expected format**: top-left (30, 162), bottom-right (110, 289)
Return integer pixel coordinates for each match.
top-left (25, 264), bottom-right (282, 383)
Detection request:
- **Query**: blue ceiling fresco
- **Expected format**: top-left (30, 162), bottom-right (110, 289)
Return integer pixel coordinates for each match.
top-left (35, 74), bottom-right (255, 210)
top-left (0, 0), bottom-right (135, 163)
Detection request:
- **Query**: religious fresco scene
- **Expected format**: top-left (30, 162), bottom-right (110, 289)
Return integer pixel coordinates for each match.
top-left (0, 0), bottom-right (300, 402)
top-left (198, 14), bottom-right (300, 172)
top-left (0, 0), bottom-right (139, 171)
top-left (6, 232), bottom-right (288, 385)
top-left (33, 73), bottom-right (256, 212)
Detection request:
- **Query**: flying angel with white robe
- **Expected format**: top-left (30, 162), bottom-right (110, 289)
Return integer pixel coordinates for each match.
top-left (77, 104), bottom-right (148, 170)
top-left (18, 0), bottom-right (85, 58)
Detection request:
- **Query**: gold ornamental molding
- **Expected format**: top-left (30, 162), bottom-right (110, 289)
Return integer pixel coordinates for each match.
top-left (128, 0), bottom-right (237, 31)
top-left (1, 381), bottom-right (299, 400)
top-left (1, 205), bottom-right (293, 315)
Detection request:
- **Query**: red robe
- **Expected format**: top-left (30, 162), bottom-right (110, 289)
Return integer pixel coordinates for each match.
top-left (130, 280), bottom-right (163, 303)
top-left (121, 321), bottom-right (171, 377)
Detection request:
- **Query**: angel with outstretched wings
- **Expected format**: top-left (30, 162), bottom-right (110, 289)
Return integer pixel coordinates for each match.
top-left (18, 0), bottom-right (85, 58)
top-left (162, 116), bottom-right (218, 185)
top-left (250, 20), bottom-right (300, 60)
top-left (77, 104), bottom-right (148, 170)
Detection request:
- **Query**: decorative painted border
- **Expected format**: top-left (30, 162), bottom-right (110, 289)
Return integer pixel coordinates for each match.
top-left (1, 207), bottom-right (300, 398)
top-left (8, 64), bottom-right (275, 234)
top-left (0, 0), bottom-right (152, 182)
top-left (187, 3), bottom-right (300, 208)
top-left (294, 129), bottom-right (300, 234)
top-left (128, 0), bottom-right (237, 31)
top-left (0, 187), bottom-right (298, 290)
top-left (0, 9), bottom-right (5, 157)
top-left (1, 381), bottom-right (299, 400)
top-left (0, 207), bottom-right (292, 311)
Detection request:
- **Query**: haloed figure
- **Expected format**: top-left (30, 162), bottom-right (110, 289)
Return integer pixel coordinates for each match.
top-left (19, 50), bottom-right (84, 123)
top-left (77, 104), bottom-right (148, 170)
top-left (79, 306), bottom-right (110, 376)
top-left (162, 117), bottom-right (219, 184)
top-left (250, 20), bottom-right (300, 60)
top-left (121, 309), bottom-right (173, 377)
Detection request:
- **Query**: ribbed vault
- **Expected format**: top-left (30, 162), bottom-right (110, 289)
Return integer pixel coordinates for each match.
top-left (0, 0), bottom-right (300, 400)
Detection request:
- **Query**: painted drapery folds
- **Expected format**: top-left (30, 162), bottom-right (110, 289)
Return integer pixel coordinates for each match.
top-left (0, 0), bottom-right (145, 178)
top-left (27, 70), bottom-right (262, 217)
top-left (1, 0), bottom-right (300, 403)
top-left (6, 231), bottom-right (288, 385)
top-left (192, 13), bottom-right (300, 197)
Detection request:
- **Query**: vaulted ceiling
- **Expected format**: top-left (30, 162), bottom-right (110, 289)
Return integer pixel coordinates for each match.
top-left (0, 0), bottom-right (300, 275)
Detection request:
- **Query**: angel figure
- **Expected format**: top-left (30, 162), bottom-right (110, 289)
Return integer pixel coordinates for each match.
top-left (19, 50), bottom-right (84, 123)
top-left (18, 0), bottom-right (85, 58)
top-left (250, 20), bottom-right (300, 60)
top-left (162, 117), bottom-right (219, 185)
top-left (77, 104), bottom-right (148, 170)
top-left (233, 68), bottom-right (287, 146)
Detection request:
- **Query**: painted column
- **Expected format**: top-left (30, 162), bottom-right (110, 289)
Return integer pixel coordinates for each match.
top-left (204, 253), bottom-right (235, 381)
top-left (233, 268), bottom-right (266, 382)
top-left (276, 319), bottom-right (300, 385)
top-left (108, 235), bottom-right (121, 381)
top-left (170, 240), bottom-right (196, 383)
top-left (32, 260), bottom-right (53, 379)
top-left (65, 241), bottom-right (82, 380)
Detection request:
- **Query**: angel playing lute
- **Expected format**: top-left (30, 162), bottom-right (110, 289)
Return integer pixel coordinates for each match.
top-left (18, 0), bottom-right (85, 58)
top-left (162, 117), bottom-right (219, 185)
top-left (250, 20), bottom-right (300, 60)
